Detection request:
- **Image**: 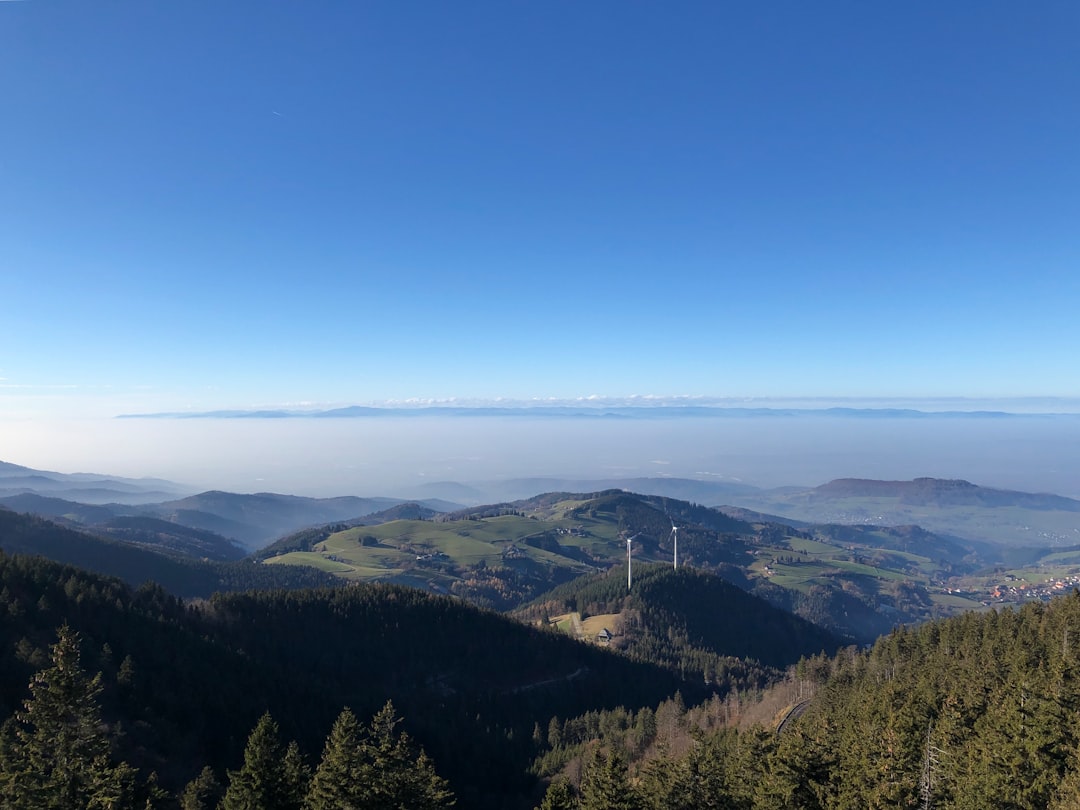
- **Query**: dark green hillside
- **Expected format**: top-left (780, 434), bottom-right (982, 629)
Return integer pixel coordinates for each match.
top-left (0, 493), bottom-right (119, 525)
top-left (96, 515), bottom-right (246, 561)
top-left (521, 564), bottom-right (844, 684)
top-left (0, 508), bottom-right (335, 596)
top-left (0, 552), bottom-right (267, 786)
top-left (746, 591), bottom-right (1080, 809)
top-left (152, 507), bottom-right (257, 547)
top-left (204, 587), bottom-right (691, 807)
top-left (0, 551), bottom-right (695, 809)
top-left (527, 590), bottom-right (1080, 809)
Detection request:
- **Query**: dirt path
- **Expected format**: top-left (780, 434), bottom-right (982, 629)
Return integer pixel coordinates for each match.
top-left (570, 613), bottom-right (584, 639)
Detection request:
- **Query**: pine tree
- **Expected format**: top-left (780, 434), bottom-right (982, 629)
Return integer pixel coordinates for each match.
top-left (357, 701), bottom-right (455, 809)
top-left (281, 742), bottom-right (310, 809)
top-left (178, 766), bottom-right (222, 810)
top-left (305, 708), bottom-right (364, 809)
top-left (220, 712), bottom-right (301, 810)
top-left (578, 747), bottom-right (638, 810)
top-left (636, 748), bottom-right (689, 810)
top-left (536, 776), bottom-right (577, 810)
top-left (0, 624), bottom-right (135, 809)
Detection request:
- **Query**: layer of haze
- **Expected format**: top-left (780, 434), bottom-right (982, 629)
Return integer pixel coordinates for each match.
top-left (5, 416), bottom-right (1079, 501)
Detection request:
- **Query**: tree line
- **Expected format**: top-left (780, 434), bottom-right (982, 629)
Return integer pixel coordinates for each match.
top-left (0, 624), bottom-right (455, 809)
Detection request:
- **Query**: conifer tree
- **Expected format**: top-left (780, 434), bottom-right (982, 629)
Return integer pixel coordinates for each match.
top-left (578, 747), bottom-right (638, 810)
top-left (281, 742), bottom-right (311, 809)
top-left (0, 624), bottom-right (135, 809)
top-left (536, 776), bottom-right (577, 810)
top-left (220, 712), bottom-right (301, 810)
top-left (178, 766), bottom-right (222, 810)
top-left (636, 748), bottom-right (688, 810)
top-left (357, 701), bottom-right (455, 809)
top-left (305, 708), bottom-right (364, 809)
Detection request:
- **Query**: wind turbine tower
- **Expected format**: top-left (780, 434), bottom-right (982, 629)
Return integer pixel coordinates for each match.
top-left (625, 533), bottom-right (640, 592)
top-left (671, 523), bottom-right (679, 570)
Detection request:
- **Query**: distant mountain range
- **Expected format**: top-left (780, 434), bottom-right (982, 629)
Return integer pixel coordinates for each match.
top-left (5, 457), bottom-right (1079, 551)
top-left (0, 462), bottom-right (460, 552)
top-left (726, 477), bottom-right (1080, 546)
top-left (0, 460), bottom-right (190, 504)
top-left (812, 476), bottom-right (1080, 510)
top-left (118, 405), bottom-right (1080, 420)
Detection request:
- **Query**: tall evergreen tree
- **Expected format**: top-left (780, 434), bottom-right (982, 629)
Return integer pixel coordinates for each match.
top-left (305, 708), bottom-right (364, 810)
top-left (281, 742), bottom-right (311, 810)
top-left (357, 701), bottom-right (455, 810)
top-left (578, 748), bottom-right (638, 810)
top-left (0, 624), bottom-right (135, 809)
top-left (220, 712), bottom-right (301, 810)
top-left (536, 777), bottom-right (577, 810)
top-left (178, 766), bottom-right (222, 810)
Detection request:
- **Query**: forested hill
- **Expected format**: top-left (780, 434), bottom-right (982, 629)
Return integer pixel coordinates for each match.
top-left (520, 564), bottom-right (844, 681)
top-left (525, 588), bottom-right (1080, 809)
top-left (0, 550), bottom-right (698, 809)
top-left (769, 591), bottom-right (1080, 809)
top-left (0, 508), bottom-right (335, 596)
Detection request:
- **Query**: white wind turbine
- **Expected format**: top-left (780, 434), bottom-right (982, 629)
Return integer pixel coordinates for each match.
top-left (625, 533), bottom-right (640, 592)
top-left (670, 522), bottom-right (679, 570)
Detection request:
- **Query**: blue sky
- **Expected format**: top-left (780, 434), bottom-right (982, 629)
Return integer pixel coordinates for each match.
top-left (2, 1), bottom-right (1079, 420)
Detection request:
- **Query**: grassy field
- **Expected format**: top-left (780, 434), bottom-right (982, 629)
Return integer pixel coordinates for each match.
top-left (545, 612), bottom-right (619, 644)
top-left (261, 512), bottom-right (628, 587)
top-left (580, 613), bottom-right (621, 637)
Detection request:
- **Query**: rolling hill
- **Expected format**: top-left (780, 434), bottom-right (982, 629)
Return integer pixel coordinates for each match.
top-left (0, 508), bottom-right (335, 597)
top-left (517, 563), bottom-right (845, 680)
top-left (0, 467), bottom-right (459, 554)
top-left (258, 489), bottom-right (992, 640)
top-left (0, 460), bottom-right (189, 504)
top-left (727, 477), bottom-right (1080, 547)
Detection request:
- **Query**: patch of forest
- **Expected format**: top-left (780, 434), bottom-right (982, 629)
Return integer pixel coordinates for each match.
top-left (0, 508), bottom-right (336, 596)
top-left (0, 550), bottom-right (702, 808)
top-left (519, 564), bottom-right (845, 686)
top-left (531, 589), bottom-right (1080, 809)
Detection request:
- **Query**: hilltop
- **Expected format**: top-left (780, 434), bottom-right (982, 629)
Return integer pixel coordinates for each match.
top-left (0, 460), bottom-right (188, 504)
top-left (728, 477), bottom-right (1080, 546)
top-left (0, 464), bottom-right (458, 552)
top-left (517, 563), bottom-right (844, 681)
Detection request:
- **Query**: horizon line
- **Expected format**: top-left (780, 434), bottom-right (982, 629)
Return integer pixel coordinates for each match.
top-left (116, 400), bottom-right (1080, 420)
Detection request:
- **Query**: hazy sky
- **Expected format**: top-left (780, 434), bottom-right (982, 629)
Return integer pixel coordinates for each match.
top-left (6, 415), bottom-right (1080, 501)
top-left (2, 1), bottom-right (1078, 423)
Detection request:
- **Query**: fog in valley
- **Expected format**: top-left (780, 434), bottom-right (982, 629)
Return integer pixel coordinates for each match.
top-left (6, 414), bottom-right (1079, 501)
